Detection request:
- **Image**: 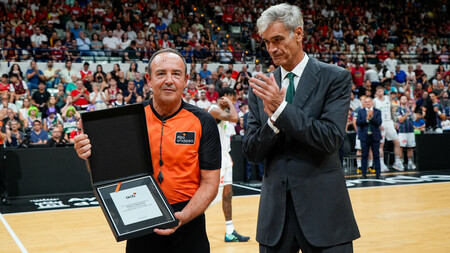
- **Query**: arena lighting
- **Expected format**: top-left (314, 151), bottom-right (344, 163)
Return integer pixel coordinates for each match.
top-left (256, 59), bottom-right (259, 63)
top-left (194, 7), bottom-right (197, 11)
top-left (212, 24), bottom-right (214, 27)
top-left (245, 51), bottom-right (248, 54)
top-left (267, 69), bottom-right (270, 72)
top-left (226, 34), bottom-right (229, 38)
top-left (218, 27), bottom-right (220, 30)
top-left (201, 14), bottom-right (204, 17)
top-left (209, 20), bottom-right (212, 23)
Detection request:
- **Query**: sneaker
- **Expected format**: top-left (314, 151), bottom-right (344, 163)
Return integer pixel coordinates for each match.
top-left (356, 168), bottom-right (361, 174)
top-left (225, 230), bottom-right (250, 242)
top-left (392, 162), bottom-right (405, 171)
top-left (408, 162), bottom-right (416, 170)
top-left (368, 167), bottom-right (376, 174)
top-left (381, 163), bottom-right (389, 172)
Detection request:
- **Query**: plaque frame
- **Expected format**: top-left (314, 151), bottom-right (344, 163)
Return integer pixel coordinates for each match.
top-left (81, 104), bottom-right (178, 242)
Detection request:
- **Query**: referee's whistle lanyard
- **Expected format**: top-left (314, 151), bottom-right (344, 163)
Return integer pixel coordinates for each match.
top-left (157, 119), bottom-right (166, 183)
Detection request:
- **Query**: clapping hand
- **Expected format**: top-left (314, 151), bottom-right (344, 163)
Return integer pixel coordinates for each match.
top-left (249, 73), bottom-right (286, 118)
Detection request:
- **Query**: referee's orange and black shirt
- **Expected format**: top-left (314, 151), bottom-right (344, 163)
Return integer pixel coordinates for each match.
top-left (143, 99), bottom-right (221, 205)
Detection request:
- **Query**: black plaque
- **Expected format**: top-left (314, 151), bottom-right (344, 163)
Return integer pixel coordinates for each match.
top-left (81, 104), bottom-right (178, 242)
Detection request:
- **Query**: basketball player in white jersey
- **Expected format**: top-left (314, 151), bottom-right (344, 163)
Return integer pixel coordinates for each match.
top-left (373, 86), bottom-right (404, 171)
top-left (209, 87), bottom-right (250, 242)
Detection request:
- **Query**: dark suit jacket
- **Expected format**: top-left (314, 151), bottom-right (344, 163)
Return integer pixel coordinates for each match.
top-left (356, 108), bottom-right (382, 141)
top-left (242, 57), bottom-right (360, 247)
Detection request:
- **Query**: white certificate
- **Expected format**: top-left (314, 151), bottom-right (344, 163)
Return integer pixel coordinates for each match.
top-left (110, 185), bottom-right (163, 225)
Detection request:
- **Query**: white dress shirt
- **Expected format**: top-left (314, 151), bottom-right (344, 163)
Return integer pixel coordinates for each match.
top-left (268, 53), bottom-right (310, 134)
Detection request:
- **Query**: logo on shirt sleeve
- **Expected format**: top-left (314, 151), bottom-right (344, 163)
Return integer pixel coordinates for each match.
top-left (175, 132), bottom-right (196, 145)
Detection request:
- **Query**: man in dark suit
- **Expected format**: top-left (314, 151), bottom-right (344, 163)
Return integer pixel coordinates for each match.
top-left (242, 3), bottom-right (360, 253)
top-left (356, 97), bottom-right (383, 179)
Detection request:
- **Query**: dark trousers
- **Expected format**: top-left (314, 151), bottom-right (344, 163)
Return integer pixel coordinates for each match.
top-left (245, 160), bottom-right (264, 181)
top-left (126, 201), bottom-right (209, 253)
top-left (361, 135), bottom-right (381, 176)
top-left (259, 191), bottom-right (353, 253)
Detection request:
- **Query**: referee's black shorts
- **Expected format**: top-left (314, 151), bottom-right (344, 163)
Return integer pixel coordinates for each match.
top-left (126, 201), bottom-right (210, 253)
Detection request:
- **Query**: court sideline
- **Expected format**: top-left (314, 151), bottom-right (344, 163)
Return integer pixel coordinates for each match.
top-left (1, 181), bottom-right (450, 253)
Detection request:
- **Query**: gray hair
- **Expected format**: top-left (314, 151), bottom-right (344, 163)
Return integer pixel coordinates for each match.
top-left (147, 48), bottom-right (187, 77)
top-left (257, 3), bottom-right (303, 35)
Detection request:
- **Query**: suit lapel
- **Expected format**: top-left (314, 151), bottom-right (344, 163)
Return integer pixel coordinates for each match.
top-left (294, 57), bottom-right (319, 109)
top-left (273, 67), bottom-right (282, 89)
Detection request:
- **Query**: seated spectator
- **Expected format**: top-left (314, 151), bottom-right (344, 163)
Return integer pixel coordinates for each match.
top-left (111, 93), bottom-right (126, 107)
top-left (124, 41), bottom-right (141, 62)
top-left (31, 82), bottom-right (51, 112)
top-left (43, 60), bottom-right (61, 89)
top-left (60, 104), bottom-right (79, 136)
top-left (19, 98), bottom-right (31, 122)
top-left (235, 82), bottom-right (245, 102)
top-left (0, 74), bottom-right (13, 96)
top-left (206, 84), bottom-right (219, 103)
top-left (2, 40), bottom-right (18, 62)
top-left (41, 96), bottom-right (60, 119)
top-left (65, 75), bottom-right (78, 95)
top-left (69, 119), bottom-right (82, 143)
top-left (394, 65), bottom-right (407, 92)
top-left (116, 70), bottom-right (128, 92)
top-left (23, 106), bottom-right (40, 129)
top-left (84, 22), bottom-right (98, 40)
top-left (46, 126), bottom-right (67, 147)
top-left (51, 39), bottom-right (66, 62)
top-left (79, 62), bottom-right (92, 81)
top-left (123, 81), bottom-right (138, 104)
top-left (0, 92), bottom-right (18, 114)
top-left (134, 73), bottom-right (145, 95)
top-left (26, 61), bottom-right (45, 90)
top-left (186, 81), bottom-right (199, 101)
top-left (76, 31), bottom-right (91, 56)
top-left (183, 92), bottom-right (196, 106)
top-left (413, 111), bottom-right (426, 132)
top-left (222, 70), bottom-right (237, 89)
top-left (8, 64), bottom-right (24, 82)
top-left (71, 80), bottom-right (90, 110)
top-left (43, 107), bottom-right (63, 136)
top-left (103, 30), bottom-right (120, 56)
top-left (126, 62), bottom-right (138, 82)
top-left (89, 83), bottom-right (108, 110)
top-left (66, 39), bottom-right (81, 63)
top-left (70, 21), bottom-right (83, 39)
top-left (55, 83), bottom-right (67, 109)
top-left (35, 41), bottom-right (52, 62)
top-left (219, 45), bottom-right (234, 63)
top-left (15, 30), bottom-right (32, 60)
top-left (90, 33), bottom-right (105, 56)
top-left (31, 27), bottom-right (48, 49)
top-left (196, 91), bottom-right (211, 111)
top-left (30, 120), bottom-right (48, 145)
top-left (5, 120), bottom-right (24, 148)
top-left (199, 63), bottom-right (212, 82)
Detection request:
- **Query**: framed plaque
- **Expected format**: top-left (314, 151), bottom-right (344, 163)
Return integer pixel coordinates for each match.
top-left (81, 104), bottom-right (178, 242)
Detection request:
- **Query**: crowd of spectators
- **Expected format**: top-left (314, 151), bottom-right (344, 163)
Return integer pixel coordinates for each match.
top-left (0, 0), bottom-right (449, 152)
top-left (0, 0), bottom-right (448, 65)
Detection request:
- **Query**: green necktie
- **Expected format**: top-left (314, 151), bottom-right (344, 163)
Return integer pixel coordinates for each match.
top-left (286, 72), bottom-right (295, 104)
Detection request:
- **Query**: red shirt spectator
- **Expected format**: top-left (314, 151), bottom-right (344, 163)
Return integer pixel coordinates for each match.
top-left (351, 64), bottom-right (365, 87)
top-left (71, 81), bottom-right (90, 107)
top-left (377, 49), bottom-right (389, 62)
top-left (206, 85), bottom-right (219, 103)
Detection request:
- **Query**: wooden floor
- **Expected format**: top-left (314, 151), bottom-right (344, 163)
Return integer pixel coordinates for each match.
top-left (1, 183), bottom-right (450, 252)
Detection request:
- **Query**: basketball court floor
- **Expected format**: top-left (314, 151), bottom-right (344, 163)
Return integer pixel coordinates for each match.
top-left (1, 170), bottom-right (450, 253)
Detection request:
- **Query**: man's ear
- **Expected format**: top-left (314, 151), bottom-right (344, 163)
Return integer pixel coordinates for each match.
top-left (184, 74), bottom-right (189, 89)
top-left (145, 73), bottom-right (152, 88)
